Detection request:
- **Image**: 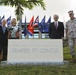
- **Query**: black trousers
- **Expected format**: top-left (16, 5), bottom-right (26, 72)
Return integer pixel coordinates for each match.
top-left (2, 45), bottom-right (7, 61)
top-left (0, 45), bottom-right (2, 55)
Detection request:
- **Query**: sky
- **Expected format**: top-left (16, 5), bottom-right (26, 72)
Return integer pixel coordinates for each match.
top-left (0, 0), bottom-right (76, 23)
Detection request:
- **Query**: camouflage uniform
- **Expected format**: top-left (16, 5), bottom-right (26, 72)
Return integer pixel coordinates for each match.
top-left (66, 18), bottom-right (76, 55)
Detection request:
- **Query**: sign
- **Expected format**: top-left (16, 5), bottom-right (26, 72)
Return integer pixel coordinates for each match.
top-left (7, 39), bottom-right (63, 63)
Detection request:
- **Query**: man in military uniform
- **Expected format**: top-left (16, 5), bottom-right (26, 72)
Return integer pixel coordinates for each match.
top-left (66, 10), bottom-right (76, 61)
top-left (8, 18), bottom-right (20, 39)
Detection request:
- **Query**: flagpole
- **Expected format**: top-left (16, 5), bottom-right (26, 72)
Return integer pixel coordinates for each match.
top-left (25, 34), bottom-right (29, 39)
top-left (38, 16), bottom-right (45, 39)
top-left (45, 32), bottom-right (47, 38)
top-left (39, 30), bottom-right (42, 39)
top-left (24, 16), bottom-right (29, 39)
top-left (25, 24), bottom-right (29, 39)
top-left (38, 23), bottom-right (42, 39)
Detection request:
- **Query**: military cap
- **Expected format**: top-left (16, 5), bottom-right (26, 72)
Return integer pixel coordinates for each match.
top-left (68, 10), bottom-right (74, 14)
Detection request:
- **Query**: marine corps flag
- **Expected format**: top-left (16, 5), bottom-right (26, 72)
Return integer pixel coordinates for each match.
top-left (28, 16), bottom-right (34, 36)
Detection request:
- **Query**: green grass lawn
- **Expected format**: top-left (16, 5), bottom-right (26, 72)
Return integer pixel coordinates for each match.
top-left (0, 46), bottom-right (76, 75)
top-left (64, 46), bottom-right (72, 62)
top-left (64, 46), bottom-right (76, 62)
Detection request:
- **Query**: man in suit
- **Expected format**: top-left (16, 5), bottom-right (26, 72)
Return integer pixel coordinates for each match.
top-left (0, 19), bottom-right (8, 61)
top-left (49, 14), bottom-right (64, 39)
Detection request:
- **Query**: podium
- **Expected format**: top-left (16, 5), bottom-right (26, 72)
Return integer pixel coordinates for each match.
top-left (7, 39), bottom-right (63, 64)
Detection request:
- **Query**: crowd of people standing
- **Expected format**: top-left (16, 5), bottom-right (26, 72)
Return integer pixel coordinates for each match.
top-left (0, 10), bottom-right (76, 62)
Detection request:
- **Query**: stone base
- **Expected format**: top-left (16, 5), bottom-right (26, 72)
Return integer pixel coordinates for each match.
top-left (0, 61), bottom-right (69, 66)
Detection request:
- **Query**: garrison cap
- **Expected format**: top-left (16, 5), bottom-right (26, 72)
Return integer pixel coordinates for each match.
top-left (68, 10), bottom-right (74, 14)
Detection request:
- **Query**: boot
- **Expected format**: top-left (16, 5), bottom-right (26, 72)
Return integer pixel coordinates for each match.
top-left (72, 55), bottom-right (75, 62)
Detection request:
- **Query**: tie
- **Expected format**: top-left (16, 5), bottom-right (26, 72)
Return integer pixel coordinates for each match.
top-left (55, 22), bottom-right (57, 29)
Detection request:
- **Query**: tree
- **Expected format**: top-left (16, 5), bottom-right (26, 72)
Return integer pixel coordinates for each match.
top-left (0, 0), bottom-right (46, 20)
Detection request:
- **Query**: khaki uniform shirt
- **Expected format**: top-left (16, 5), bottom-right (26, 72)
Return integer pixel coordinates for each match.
top-left (66, 18), bottom-right (76, 38)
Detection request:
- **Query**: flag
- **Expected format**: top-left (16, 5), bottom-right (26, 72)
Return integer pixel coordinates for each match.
top-left (28, 16), bottom-right (34, 36)
top-left (33, 16), bottom-right (39, 26)
top-left (7, 16), bottom-right (11, 26)
top-left (39, 16), bottom-right (45, 32)
top-left (44, 17), bottom-right (51, 32)
top-left (23, 16), bottom-right (27, 36)
top-left (1, 15), bottom-right (5, 20)
top-left (0, 15), bottom-right (5, 25)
